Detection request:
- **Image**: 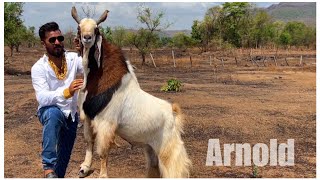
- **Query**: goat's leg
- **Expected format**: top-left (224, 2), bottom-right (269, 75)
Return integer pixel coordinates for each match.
top-left (78, 118), bottom-right (94, 178)
top-left (96, 122), bottom-right (117, 178)
top-left (145, 145), bottom-right (160, 178)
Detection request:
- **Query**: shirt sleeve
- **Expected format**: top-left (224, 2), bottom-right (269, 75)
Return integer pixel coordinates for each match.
top-left (31, 63), bottom-right (67, 107)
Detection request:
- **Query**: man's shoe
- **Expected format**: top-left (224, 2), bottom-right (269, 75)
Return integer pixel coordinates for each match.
top-left (45, 172), bottom-right (58, 178)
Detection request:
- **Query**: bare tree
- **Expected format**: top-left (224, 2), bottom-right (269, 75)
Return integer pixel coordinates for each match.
top-left (127, 4), bottom-right (172, 65)
top-left (81, 5), bottom-right (96, 18)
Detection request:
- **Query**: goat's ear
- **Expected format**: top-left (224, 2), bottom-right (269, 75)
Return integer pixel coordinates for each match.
top-left (71, 6), bottom-right (81, 24)
top-left (96, 10), bottom-right (109, 25)
top-left (94, 35), bottom-right (102, 68)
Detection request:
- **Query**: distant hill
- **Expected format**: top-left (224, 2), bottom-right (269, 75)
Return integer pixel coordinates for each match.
top-left (126, 28), bottom-right (192, 38)
top-left (266, 2), bottom-right (316, 26)
top-left (160, 30), bottom-right (191, 37)
top-left (162, 2), bottom-right (317, 36)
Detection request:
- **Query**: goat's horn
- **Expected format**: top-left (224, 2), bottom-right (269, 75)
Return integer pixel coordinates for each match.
top-left (96, 10), bottom-right (109, 25)
top-left (71, 6), bottom-right (81, 24)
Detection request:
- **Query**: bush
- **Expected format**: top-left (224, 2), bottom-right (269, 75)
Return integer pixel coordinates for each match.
top-left (161, 78), bottom-right (182, 92)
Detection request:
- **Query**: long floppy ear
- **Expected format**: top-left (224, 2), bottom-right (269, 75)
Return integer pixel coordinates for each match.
top-left (94, 34), bottom-right (102, 68)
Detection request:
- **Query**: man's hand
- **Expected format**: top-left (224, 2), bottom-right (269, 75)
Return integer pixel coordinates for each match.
top-left (69, 79), bottom-right (83, 96)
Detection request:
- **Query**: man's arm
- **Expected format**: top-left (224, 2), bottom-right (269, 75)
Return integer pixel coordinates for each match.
top-left (31, 64), bottom-right (67, 107)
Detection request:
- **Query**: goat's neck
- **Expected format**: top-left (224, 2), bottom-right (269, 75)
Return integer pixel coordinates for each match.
top-left (81, 48), bottom-right (90, 90)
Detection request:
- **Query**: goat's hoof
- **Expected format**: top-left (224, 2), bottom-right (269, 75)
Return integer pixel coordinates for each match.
top-left (78, 165), bottom-right (90, 178)
top-left (99, 174), bottom-right (108, 178)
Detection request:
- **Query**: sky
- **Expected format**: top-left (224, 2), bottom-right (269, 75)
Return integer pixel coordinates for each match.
top-left (21, 2), bottom-right (279, 33)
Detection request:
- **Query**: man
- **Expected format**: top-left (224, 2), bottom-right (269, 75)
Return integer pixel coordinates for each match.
top-left (31, 22), bottom-right (83, 178)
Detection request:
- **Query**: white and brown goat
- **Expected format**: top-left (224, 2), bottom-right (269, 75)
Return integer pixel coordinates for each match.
top-left (71, 7), bottom-right (191, 178)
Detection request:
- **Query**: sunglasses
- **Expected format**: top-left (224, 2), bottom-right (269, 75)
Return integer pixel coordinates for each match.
top-left (48, 36), bottom-right (64, 44)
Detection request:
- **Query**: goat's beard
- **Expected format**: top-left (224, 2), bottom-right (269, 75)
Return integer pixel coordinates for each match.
top-left (46, 45), bottom-right (65, 58)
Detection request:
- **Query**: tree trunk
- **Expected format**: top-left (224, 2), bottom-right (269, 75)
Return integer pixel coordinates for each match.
top-left (10, 45), bottom-right (14, 57)
top-left (15, 45), bottom-right (20, 52)
top-left (141, 53), bottom-right (146, 65)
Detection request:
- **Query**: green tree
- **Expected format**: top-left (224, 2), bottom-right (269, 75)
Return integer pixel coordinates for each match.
top-left (302, 26), bottom-right (316, 48)
top-left (191, 20), bottom-right (202, 43)
top-left (251, 10), bottom-right (272, 48)
top-left (191, 20), bottom-right (207, 52)
top-left (205, 6), bottom-right (223, 47)
top-left (278, 32), bottom-right (291, 48)
top-left (159, 36), bottom-right (172, 47)
top-left (25, 26), bottom-right (38, 48)
top-left (172, 32), bottom-right (195, 52)
top-left (283, 21), bottom-right (307, 47)
top-left (111, 26), bottom-right (127, 48)
top-left (100, 26), bottom-right (112, 42)
top-left (4, 2), bottom-right (26, 56)
top-left (127, 29), bottom-right (159, 64)
top-left (220, 2), bottom-right (252, 47)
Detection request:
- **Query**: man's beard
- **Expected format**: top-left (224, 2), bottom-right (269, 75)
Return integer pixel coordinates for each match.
top-left (46, 45), bottom-right (65, 57)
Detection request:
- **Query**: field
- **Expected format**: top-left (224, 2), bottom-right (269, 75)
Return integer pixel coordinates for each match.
top-left (4, 46), bottom-right (316, 178)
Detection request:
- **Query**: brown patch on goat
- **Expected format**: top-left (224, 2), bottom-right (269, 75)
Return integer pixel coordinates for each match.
top-left (85, 37), bottom-right (129, 99)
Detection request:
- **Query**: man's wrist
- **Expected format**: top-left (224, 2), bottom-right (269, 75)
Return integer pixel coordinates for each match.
top-left (63, 88), bottom-right (72, 99)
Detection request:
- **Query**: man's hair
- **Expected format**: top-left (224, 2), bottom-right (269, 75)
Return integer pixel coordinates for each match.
top-left (39, 22), bottom-right (60, 40)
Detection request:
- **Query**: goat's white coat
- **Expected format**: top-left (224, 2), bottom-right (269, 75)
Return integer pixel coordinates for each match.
top-left (76, 16), bottom-right (191, 178)
top-left (93, 62), bottom-right (174, 146)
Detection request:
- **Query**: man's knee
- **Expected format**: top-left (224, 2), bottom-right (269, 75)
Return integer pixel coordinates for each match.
top-left (40, 106), bottom-right (65, 125)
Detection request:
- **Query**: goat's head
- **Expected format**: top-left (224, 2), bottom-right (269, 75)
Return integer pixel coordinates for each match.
top-left (71, 6), bottom-right (109, 68)
top-left (71, 6), bottom-right (109, 49)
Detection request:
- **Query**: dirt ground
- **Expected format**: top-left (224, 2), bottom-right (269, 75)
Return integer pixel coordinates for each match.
top-left (4, 47), bottom-right (316, 178)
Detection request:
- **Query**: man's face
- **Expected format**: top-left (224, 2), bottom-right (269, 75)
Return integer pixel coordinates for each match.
top-left (42, 30), bottom-right (65, 58)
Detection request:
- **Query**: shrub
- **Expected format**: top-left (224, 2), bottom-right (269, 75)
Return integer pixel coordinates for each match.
top-left (161, 78), bottom-right (182, 92)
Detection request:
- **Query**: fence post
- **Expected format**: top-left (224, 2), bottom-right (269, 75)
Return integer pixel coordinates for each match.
top-left (285, 49), bottom-right (289, 66)
top-left (149, 53), bottom-right (157, 68)
top-left (250, 48), bottom-right (254, 65)
top-left (221, 58), bottom-right (224, 68)
top-left (209, 55), bottom-right (212, 66)
top-left (285, 57), bottom-right (289, 66)
top-left (172, 50), bottom-right (176, 68)
top-left (190, 55), bottom-right (193, 67)
top-left (300, 55), bottom-right (303, 66)
top-left (274, 57), bottom-right (278, 66)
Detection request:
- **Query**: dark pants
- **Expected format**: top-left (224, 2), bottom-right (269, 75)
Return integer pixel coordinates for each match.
top-left (37, 106), bottom-right (78, 178)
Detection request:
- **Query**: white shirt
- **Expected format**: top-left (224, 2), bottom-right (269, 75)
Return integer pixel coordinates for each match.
top-left (31, 51), bottom-right (83, 122)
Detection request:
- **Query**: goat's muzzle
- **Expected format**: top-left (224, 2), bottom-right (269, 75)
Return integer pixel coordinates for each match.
top-left (84, 35), bottom-right (92, 40)
top-left (82, 35), bottom-right (93, 43)
top-left (81, 36), bottom-right (95, 48)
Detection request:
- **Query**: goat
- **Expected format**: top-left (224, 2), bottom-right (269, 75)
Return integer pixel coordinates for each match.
top-left (71, 7), bottom-right (191, 178)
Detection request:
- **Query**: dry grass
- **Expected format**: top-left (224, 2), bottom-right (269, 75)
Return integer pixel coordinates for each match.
top-left (4, 46), bottom-right (316, 178)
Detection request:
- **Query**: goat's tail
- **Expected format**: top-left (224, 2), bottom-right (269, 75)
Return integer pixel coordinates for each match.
top-left (157, 103), bottom-right (191, 178)
top-left (172, 103), bottom-right (185, 133)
